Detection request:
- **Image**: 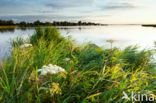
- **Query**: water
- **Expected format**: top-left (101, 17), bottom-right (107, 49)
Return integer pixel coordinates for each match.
top-left (0, 25), bottom-right (156, 59)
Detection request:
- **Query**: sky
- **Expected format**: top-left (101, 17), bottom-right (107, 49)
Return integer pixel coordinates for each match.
top-left (0, 0), bottom-right (156, 24)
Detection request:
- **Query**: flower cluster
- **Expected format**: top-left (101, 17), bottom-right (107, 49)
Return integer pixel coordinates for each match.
top-left (37, 64), bottom-right (66, 75)
top-left (20, 43), bottom-right (32, 49)
top-left (63, 58), bottom-right (70, 62)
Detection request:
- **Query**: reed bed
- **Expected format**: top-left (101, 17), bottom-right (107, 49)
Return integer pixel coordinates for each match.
top-left (0, 28), bottom-right (155, 103)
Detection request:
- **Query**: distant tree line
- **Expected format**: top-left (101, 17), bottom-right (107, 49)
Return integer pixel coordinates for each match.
top-left (0, 20), bottom-right (14, 25)
top-left (0, 19), bottom-right (103, 26)
top-left (142, 24), bottom-right (156, 27)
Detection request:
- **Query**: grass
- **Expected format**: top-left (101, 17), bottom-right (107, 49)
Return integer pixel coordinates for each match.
top-left (0, 28), bottom-right (155, 103)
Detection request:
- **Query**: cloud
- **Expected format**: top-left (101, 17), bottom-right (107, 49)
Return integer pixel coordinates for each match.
top-left (0, 0), bottom-right (151, 24)
top-left (38, 10), bottom-right (58, 13)
top-left (101, 3), bottom-right (137, 10)
top-left (46, 0), bottom-right (96, 9)
top-left (46, 3), bottom-right (74, 10)
top-left (0, 15), bottom-right (88, 23)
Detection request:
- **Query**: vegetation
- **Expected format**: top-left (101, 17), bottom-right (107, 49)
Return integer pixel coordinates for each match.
top-left (0, 19), bottom-right (103, 27)
top-left (0, 20), bottom-right (14, 26)
top-left (142, 24), bottom-right (156, 27)
top-left (0, 28), bottom-right (155, 103)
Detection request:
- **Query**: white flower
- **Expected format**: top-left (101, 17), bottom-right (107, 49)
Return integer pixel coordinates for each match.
top-left (37, 64), bottom-right (66, 75)
top-left (63, 58), bottom-right (70, 62)
top-left (25, 38), bottom-right (30, 43)
top-left (20, 43), bottom-right (32, 49)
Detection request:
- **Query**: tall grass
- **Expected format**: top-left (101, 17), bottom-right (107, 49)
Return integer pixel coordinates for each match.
top-left (0, 28), bottom-right (155, 103)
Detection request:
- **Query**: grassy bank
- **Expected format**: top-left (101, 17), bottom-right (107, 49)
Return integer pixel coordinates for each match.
top-left (0, 28), bottom-right (155, 103)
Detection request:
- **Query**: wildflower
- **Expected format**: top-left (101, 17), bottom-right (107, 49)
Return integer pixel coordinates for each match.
top-left (37, 64), bottom-right (66, 75)
top-left (25, 38), bottom-right (30, 43)
top-left (106, 40), bottom-right (117, 43)
top-left (20, 43), bottom-right (32, 49)
top-left (63, 58), bottom-right (70, 62)
top-left (49, 83), bottom-right (62, 96)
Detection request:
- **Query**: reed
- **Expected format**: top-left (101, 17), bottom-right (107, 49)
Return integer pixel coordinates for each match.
top-left (0, 28), bottom-right (155, 103)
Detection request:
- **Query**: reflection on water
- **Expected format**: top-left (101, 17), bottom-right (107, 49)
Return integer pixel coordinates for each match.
top-left (0, 26), bottom-right (95, 33)
top-left (0, 28), bottom-right (15, 33)
top-left (0, 25), bottom-right (156, 60)
top-left (0, 27), bottom-right (35, 33)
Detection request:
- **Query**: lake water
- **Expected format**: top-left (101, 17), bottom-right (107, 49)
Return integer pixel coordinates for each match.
top-left (0, 25), bottom-right (156, 59)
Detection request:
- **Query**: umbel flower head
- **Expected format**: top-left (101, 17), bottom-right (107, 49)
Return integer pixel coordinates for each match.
top-left (20, 43), bottom-right (32, 49)
top-left (63, 58), bottom-right (70, 62)
top-left (37, 64), bottom-right (66, 75)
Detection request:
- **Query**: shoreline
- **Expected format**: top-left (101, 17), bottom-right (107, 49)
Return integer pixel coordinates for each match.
top-left (142, 25), bottom-right (156, 27)
top-left (0, 25), bottom-right (107, 29)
